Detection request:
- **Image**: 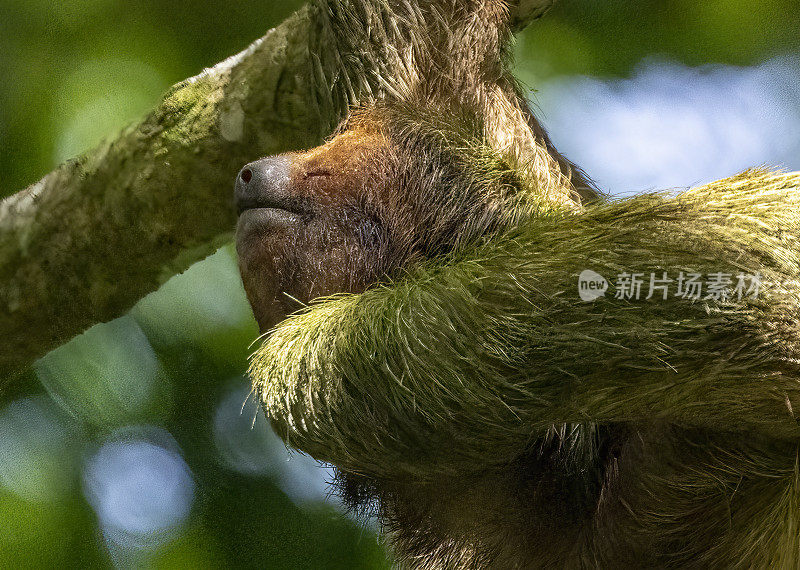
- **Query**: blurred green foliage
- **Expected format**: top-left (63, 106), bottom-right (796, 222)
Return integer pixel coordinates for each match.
top-left (517, 0), bottom-right (800, 82)
top-left (1, 0), bottom-right (799, 568)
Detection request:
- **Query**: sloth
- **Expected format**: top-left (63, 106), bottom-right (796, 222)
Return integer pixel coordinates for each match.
top-left (235, 1), bottom-right (800, 567)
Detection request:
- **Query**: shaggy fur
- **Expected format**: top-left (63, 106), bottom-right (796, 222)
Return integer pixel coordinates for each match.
top-left (307, 0), bottom-right (595, 206)
top-left (238, 1), bottom-right (800, 567)
top-left (252, 172), bottom-right (800, 567)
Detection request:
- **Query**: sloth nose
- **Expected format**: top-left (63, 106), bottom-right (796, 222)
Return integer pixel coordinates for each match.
top-left (234, 155), bottom-right (292, 215)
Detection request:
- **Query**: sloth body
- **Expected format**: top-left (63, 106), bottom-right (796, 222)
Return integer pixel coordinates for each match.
top-left (235, 1), bottom-right (800, 567)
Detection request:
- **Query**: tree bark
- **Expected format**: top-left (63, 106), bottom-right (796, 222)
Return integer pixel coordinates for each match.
top-left (0, 0), bottom-right (552, 376)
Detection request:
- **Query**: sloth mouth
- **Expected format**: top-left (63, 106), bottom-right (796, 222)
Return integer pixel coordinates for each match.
top-left (235, 207), bottom-right (302, 240)
top-left (234, 190), bottom-right (324, 224)
top-left (235, 197), bottom-right (310, 217)
top-left (236, 206), bottom-right (303, 231)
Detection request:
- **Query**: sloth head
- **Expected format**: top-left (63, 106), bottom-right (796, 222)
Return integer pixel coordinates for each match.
top-left (234, 104), bottom-right (537, 331)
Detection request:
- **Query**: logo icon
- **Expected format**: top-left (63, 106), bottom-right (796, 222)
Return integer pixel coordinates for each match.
top-left (578, 270), bottom-right (608, 301)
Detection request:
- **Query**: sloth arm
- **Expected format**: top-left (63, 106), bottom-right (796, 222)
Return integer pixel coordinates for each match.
top-left (252, 171), bottom-right (800, 474)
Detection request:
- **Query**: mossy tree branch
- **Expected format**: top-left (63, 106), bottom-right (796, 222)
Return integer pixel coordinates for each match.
top-left (0, 0), bottom-right (553, 376)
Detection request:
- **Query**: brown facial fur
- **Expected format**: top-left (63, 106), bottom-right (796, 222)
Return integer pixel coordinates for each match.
top-left (236, 127), bottom-right (396, 331)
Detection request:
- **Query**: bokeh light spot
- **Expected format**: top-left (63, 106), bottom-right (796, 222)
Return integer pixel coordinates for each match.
top-left (83, 427), bottom-right (194, 549)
